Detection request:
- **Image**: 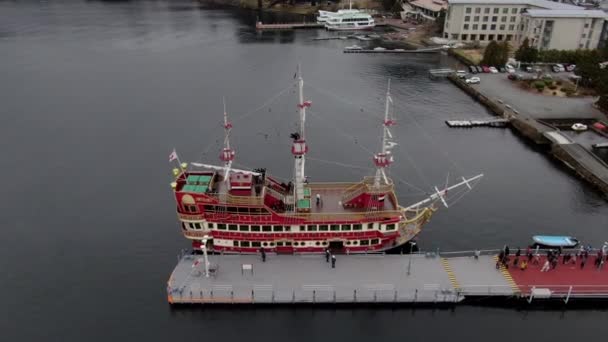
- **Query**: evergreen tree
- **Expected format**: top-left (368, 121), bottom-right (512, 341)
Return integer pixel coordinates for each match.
top-left (481, 41), bottom-right (498, 65)
top-left (435, 9), bottom-right (446, 34)
top-left (515, 38), bottom-right (538, 63)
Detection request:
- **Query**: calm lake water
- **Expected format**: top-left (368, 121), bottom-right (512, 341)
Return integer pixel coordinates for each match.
top-left (1, 0), bottom-right (608, 340)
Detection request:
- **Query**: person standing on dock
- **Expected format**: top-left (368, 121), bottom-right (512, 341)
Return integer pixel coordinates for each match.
top-left (504, 245), bottom-right (510, 257)
top-left (520, 260), bottom-right (528, 271)
top-left (331, 254), bottom-right (336, 269)
top-left (541, 259), bottom-right (551, 272)
top-left (325, 249), bottom-right (330, 263)
top-left (260, 247), bottom-right (266, 263)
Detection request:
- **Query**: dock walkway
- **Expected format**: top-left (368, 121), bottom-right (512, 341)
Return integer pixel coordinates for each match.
top-left (167, 250), bottom-right (608, 305)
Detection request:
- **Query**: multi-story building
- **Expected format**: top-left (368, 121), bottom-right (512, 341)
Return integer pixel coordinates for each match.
top-left (443, 0), bottom-right (607, 50)
top-left (402, 0), bottom-right (448, 21)
top-left (519, 10), bottom-right (606, 50)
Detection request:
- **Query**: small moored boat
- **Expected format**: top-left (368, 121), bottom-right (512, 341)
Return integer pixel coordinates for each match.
top-left (532, 235), bottom-right (579, 248)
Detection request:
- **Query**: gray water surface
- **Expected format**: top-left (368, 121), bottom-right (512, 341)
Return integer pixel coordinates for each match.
top-left (1, 1), bottom-right (608, 340)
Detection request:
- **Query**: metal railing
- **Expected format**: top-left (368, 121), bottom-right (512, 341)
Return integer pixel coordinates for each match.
top-left (167, 285), bottom-right (464, 305)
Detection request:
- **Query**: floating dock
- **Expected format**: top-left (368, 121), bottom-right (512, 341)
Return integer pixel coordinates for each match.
top-left (445, 119), bottom-right (510, 128)
top-left (255, 22), bottom-right (387, 30)
top-left (167, 250), bottom-right (608, 306)
top-left (344, 47), bottom-right (444, 54)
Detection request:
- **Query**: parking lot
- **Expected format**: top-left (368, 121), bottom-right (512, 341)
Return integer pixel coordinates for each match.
top-left (465, 72), bottom-right (604, 120)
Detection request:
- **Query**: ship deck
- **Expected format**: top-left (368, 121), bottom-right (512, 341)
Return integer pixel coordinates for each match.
top-left (307, 184), bottom-right (397, 214)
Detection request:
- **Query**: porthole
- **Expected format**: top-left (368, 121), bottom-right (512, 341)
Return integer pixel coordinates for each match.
top-left (262, 242), bottom-right (268, 247)
top-left (315, 241), bottom-right (320, 246)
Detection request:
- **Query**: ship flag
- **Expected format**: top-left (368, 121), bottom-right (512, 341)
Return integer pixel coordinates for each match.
top-left (169, 149), bottom-right (178, 162)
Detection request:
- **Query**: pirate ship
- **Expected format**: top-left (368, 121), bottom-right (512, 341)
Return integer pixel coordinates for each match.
top-left (169, 70), bottom-right (482, 254)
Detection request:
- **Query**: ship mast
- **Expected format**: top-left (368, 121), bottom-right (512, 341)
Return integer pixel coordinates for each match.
top-left (291, 65), bottom-right (310, 206)
top-left (219, 97), bottom-right (235, 182)
top-left (373, 79), bottom-right (396, 188)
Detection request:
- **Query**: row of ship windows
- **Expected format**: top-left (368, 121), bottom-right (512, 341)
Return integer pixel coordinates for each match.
top-left (184, 222), bottom-right (397, 232)
top-left (219, 239), bottom-right (380, 248)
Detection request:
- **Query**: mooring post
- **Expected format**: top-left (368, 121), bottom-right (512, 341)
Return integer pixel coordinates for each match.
top-left (565, 286), bottom-right (573, 304)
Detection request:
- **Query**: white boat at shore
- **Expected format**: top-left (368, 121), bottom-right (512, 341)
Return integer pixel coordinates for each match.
top-left (317, 1), bottom-right (375, 31)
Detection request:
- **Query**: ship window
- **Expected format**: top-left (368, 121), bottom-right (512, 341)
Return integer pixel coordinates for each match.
top-left (233, 241), bottom-right (239, 247)
top-left (307, 225), bottom-right (317, 231)
top-left (360, 240), bottom-right (369, 246)
top-left (251, 225), bottom-right (261, 232)
top-left (189, 205), bottom-right (197, 213)
top-left (315, 241), bottom-right (320, 246)
top-left (227, 207), bottom-right (238, 213)
top-left (353, 224), bottom-right (362, 231)
top-left (286, 241), bottom-right (292, 246)
top-left (239, 225), bottom-right (249, 231)
top-left (371, 239), bottom-right (379, 245)
top-left (341, 224), bottom-right (351, 231)
top-left (284, 226), bottom-right (291, 232)
top-left (319, 225), bottom-right (329, 231)
top-left (183, 205), bottom-right (190, 213)
top-left (269, 242), bottom-right (275, 247)
top-left (322, 241), bottom-right (328, 246)
top-left (273, 226), bottom-right (283, 232)
top-left (262, 242), bottom-right (268, 247)
top-left (194, 223), bottom-right (201, 230)
top-left (238, 207), bottom-right (248, 213)
top-left (218, 224), bottom-right (226, 230)
top-left (367, 223), bottom-right (374, 230)
top-left (262, 225), bottom-right (272, 232)
top-left (293, 242), bottom-right (299, 246)
top-left (352, 240), bottom-right (359, 245)
top-left (204, 205), bottom-right (215, 211)
top-left (386, 224), bottom-right (396, 231)
top-left (207, 223), bottom-right (214, 229)
top-left (241, 241), bottom-right (250, 247)
top-left (330, 225), bottom-right (340, 231)
top-left (181, 222), bottom-right (187, 230)
top-left (299, 225), bottom-right (305, 232)
top-left (252, 241), bottom-right (261, 247)
top-left (345, 241), bottom-right (351, 245)
top-left (188, 223), bottom-right (194, 229)
top-left (277, 242), bottom-right (284, 247)
top-left (228, 224), bottom-right (238, 231)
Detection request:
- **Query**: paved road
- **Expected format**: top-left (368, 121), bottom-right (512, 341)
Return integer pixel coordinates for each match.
top-left (469, 73), bottom-right (604, 120)
top-left (560, 144), bottom-right (608, 185)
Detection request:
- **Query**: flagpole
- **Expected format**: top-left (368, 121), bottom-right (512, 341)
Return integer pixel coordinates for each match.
top-left (171, 148), bottom-right (186, 180)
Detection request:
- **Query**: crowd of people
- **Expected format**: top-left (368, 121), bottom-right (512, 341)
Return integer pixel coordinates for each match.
top-left (495, 244), bottom-right (608, 272)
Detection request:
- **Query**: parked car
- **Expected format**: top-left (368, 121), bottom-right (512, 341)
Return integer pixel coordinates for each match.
top-left (499, 67), bottom-right (506, 73)
top-left (505, 64), bottom-right (515, 73)
top-left (476, 66), bottom-right (483, 73)
top-left (465, 77), bottom-right (481, 84)
top-left (552, 64), bottom-right (565, 72)
top-left (489, 66), bottom-right (499, 73)
top-left (482, 66), bottom-right (490, 73)
top-left (469, 65), bottom-right (478, 74)
top-left (456, 70), bottom-right (467, 79)
top-left (565, 64), bottom-right (576, 72)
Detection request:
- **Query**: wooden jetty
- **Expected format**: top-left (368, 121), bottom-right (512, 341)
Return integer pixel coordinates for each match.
top-left (445, 119), bottom-right (510, 128)
top-left (256, 21), bottom-right (387, 31)
top-left (344, 47), bottom-right (444, 54)
top-left (256, 22), bottom-right (324, 30)
top-left (167, 250), bottom-right (608, 306)
top-left (429, 68), bottom-right (455, 78)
